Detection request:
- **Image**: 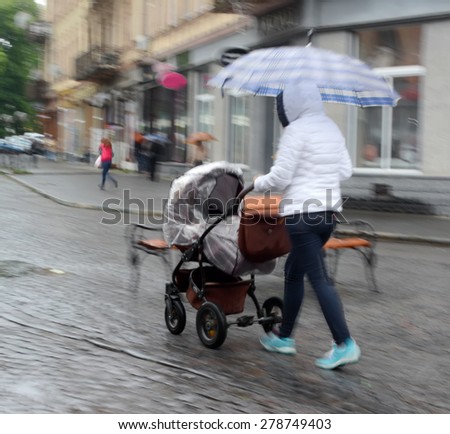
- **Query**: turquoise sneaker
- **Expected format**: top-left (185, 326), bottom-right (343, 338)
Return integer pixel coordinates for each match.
top-left (315, 338), bottom-right (361, 370)
top-left (260, 332), bottom-right (296, 355)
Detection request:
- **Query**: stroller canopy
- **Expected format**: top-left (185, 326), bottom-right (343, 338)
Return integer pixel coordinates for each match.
top-left (163, 161), bottom-right (275, 276)
top-left (163, 161), bottom-right (244, 246)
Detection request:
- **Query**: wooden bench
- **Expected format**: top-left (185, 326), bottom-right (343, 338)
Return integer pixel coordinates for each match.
top-left (324, 219), bottom-right (378, 292)
top-left (127, 219), bottom-right (379, 292)
top-left (137, 238), bottom-right (170, 250)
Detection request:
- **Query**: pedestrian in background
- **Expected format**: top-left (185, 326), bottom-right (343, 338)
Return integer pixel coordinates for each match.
top-left (134, 131), bottom-right (145, 173)
top-left (148, 135), bottom-right (165, 181)
top-left (255, 81), bottom-right (360, 370)
top-left (192, 140), bottom-right (208, 166)
top-left (98, 137), bottom-right (118, 190)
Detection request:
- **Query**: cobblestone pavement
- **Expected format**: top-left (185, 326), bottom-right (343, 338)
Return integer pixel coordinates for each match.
top-left (1, 175), bottom-right (449, 414)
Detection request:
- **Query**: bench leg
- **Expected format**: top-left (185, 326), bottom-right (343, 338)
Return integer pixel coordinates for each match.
top-left (359, 249), bottom-right (379, 292)
top-left (326, 247), bottom-right (379, 293)
top-left (126, 225), bottom-right (142, 290)
top-left (128, 249), bottom-right (142, 291)
top-left (323, 249), bottom-right (341, 284)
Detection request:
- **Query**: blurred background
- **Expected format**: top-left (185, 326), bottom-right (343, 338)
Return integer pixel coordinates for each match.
top-left (1, 0), bottom-right (450, 214)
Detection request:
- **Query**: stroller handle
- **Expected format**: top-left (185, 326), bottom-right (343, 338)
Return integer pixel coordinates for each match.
top-left (237, 183), bottom-right (254, 201)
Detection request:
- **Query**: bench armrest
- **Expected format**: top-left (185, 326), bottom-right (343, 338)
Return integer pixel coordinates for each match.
top-left (334, 219), bottom-right (377, 247)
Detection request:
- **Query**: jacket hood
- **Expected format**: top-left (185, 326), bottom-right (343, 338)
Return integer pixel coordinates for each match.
top-left (277, 81), bottom-right (325, 126)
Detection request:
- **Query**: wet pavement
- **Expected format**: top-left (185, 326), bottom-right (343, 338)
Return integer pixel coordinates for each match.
top-left (1, 161), bottom-right (450, 414)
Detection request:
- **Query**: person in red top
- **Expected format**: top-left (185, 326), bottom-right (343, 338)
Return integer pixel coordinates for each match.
top-left (98, 137), bottom-right (118, 190)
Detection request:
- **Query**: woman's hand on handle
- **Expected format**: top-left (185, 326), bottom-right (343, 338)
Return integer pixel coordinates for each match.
top-left (237, 183), bottom-right (255, 201)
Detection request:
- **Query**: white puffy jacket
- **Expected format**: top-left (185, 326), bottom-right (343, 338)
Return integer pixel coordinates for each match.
top-left (253, 81), bottom-right (352, 216)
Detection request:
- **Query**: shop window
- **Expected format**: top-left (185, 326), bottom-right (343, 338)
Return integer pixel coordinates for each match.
top-left (355, 68), bottom-right (424, 170)
top-left (229, 95), bottom-right (250, 165)
top-left (353, 26), bottom-right (424, 171)
top-left (194, 93), bottom-right (214, 164)
top-left (359, 25), bottom-right (421, 67)
top-left (195, 73), bottom-right (215, 134)
top-left (173, 87), bottom-right (188, 162)
top-left (144, 86), bottom-right (187, 162)
top-left (196, 94), bottom-right (214, 133)
top-left (193, 73), bottom-right (214, 163)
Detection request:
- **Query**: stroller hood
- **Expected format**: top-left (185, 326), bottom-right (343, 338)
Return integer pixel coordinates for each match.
top-left (163, 161), bottom-right (245, 246)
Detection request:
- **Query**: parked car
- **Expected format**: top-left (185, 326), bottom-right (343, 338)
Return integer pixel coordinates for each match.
top-left (0, 138), bottom-right (17, 153)
top-left (24, 132), bottom-right (45, 141)
top-left (1, 137), bottom-right (21, 153)
top-left (3, 135), bottom-right (33, 153)
top-left (24, 133), bottom-right (46, 155)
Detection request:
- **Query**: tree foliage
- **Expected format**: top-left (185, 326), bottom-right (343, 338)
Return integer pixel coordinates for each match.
top-left (0, 0), bottom-right (40, 136)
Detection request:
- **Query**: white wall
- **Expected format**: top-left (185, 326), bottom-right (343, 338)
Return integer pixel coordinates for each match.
top-left (421, 20), bottom-right (450, 176)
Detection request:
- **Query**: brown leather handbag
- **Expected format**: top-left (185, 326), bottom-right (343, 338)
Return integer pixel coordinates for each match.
top-left (238, 194), bottom-right (291, 263)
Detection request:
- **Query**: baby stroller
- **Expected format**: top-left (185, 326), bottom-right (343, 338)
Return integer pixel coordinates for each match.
top-left (127, 162), bottom-right (289, 349)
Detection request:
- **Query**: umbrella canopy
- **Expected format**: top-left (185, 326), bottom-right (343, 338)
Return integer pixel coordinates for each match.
top-left (144, 133), bottom-right (170, 145)
top-left (153, 62), bottom-right (187, 91)
top-left (208, 45), bottom-right (400, 107)
top-left (159, 71), bottom-right (187, 90)
top-left (186, 132), bottom-right (217, 144)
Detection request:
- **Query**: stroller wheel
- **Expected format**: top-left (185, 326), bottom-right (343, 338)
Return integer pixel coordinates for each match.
top-left (165, 298), bottom-right (186, 335)
top-left (261, 296), bottom-right (283, 333)
top-left (196, 302), bottom-right (227, 349)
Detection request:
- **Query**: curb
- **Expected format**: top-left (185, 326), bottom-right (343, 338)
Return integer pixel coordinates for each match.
top-left (336, 228), bottom-right (450, 247)
top-left (6, 174), bottom-right (103, 211)
top-left (5, 174), bottom-right (163, 217)
top-left (5, 173), bottom-right (450, 247)
top-left (372, 231), bottom-right (450, 247)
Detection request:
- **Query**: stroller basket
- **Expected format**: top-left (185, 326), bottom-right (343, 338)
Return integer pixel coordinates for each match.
top-left (187, 267), bottom-right (251, 315)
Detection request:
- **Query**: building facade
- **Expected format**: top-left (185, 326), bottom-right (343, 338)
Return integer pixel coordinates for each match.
top-left (205, 0), bottom-right (450, 215)
top-left (43, 0), bottom-right (450, 214)
top-left (43, 0), bottom-right (250, 167)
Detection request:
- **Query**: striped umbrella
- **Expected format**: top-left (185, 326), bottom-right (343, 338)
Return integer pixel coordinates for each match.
top-left (208, 45), bottom-right (400, 107)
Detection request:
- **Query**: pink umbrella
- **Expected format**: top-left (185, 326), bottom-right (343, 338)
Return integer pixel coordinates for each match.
top-left (153, 62), bottom-right (187, 90)
top-left (159, 71), bottom-right (187, 90)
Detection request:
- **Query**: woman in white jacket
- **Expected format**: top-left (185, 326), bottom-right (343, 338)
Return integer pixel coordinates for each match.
top-left (255, 81), bottom-right (361, 370)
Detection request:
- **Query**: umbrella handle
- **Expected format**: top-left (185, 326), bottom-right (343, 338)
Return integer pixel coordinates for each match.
top-left (221, 77), bottom-right (232, 98)
top-left (307, 28), bottom-right (315, 45)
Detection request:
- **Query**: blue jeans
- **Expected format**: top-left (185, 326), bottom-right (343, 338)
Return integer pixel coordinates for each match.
top-left (279, 211), bottom-right (350, 345)
top-left (101, 160), bottom-right (117, 187)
